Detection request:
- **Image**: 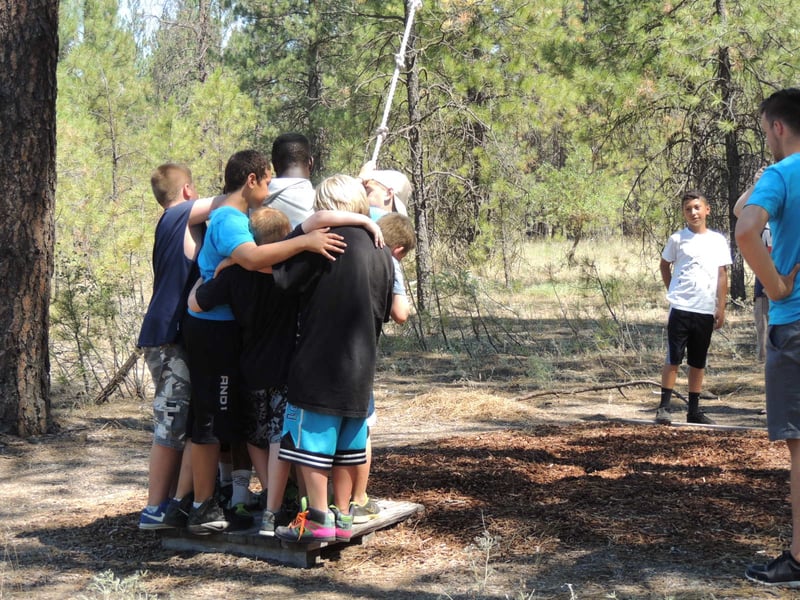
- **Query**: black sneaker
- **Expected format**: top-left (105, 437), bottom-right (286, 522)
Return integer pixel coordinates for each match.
top-left (746, 551), bottom-right (800, 587)
top-left (687, 411), bottom-right (715, 425)
top-left (224, 502), bottom-right (255, 531)
top-left (655, 407), bottom-right (672, 425)
top-left (163, 495), bottom-right (193, 529)
top-left (187, 498), bottom-right (229, 535)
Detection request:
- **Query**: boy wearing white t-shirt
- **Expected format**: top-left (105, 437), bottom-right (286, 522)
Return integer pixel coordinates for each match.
top-left (656, 190), bottom-right (732, 425)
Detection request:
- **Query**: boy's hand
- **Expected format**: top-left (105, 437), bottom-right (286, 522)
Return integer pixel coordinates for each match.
top-left (306, 228), bottom-right (346, 261)
top-left (364, 219), bottom-right (385, 248)
top-left (768, 264), bottom-right (800, 301)
top-left (714, 310), bottom-right (725, 330)
top-left (214, 257), bottom-right (235, 278)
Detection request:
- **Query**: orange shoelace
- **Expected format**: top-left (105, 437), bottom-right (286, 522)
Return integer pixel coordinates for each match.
top-left (288, 510), bottom-right (309, 538)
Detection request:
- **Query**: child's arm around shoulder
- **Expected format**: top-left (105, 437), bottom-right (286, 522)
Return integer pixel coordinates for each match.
top-left (302, 210), bottom-right (385, 248)
top-left (230, 228), bottom-right (346, 271)
top-left (187, 195), bottom-right (226, 226)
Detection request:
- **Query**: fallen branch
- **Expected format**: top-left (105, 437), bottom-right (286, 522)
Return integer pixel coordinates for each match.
top-left (512, 380), bottom-right (689, 404)
top-left (93, 348), bottom-right (143, 405)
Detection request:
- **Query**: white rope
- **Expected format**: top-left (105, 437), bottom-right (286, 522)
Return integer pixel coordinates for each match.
top-left (370, 0), bottom-right (423, 165)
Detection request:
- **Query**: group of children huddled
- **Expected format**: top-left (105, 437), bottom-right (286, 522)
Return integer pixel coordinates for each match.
top-left (137, 133), bottom-right (416, 544)
top-left (133, 90), bottom-right (800, 587)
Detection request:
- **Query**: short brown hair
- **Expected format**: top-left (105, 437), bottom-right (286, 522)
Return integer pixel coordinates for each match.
top-left (681, 190), bottom-right (708, 206)
top-left (377, 213), bottom-right (416, 254)
top-left (250, 207), bottom-right (291, 245)
top-left (760, 88), bottom-right (800, 134)
top-left (151, 163), bottom-right (192, 208)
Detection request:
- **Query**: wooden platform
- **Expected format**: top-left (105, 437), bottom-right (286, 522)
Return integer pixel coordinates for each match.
top-left (160, 499), bottom-right (424, 568)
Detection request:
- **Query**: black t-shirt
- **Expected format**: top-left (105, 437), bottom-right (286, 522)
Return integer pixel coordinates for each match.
top-left (194, 266), bottom-right (297, 391)
top-left (273, 225), bottom-right (393, 418)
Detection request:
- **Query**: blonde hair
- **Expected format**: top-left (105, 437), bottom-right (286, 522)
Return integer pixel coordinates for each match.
top-left (151, 163), bottom-right (193, 208)
top-left (314, 174), bottom-right (369, 215)
top-left (377, 213), bottom-right (416, 254)
top-left (250, 207), bottom-right (291, 245)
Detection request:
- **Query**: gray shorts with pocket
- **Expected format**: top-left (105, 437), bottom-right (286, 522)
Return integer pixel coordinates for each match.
top-left (144, 344), bottom-right (191, 450)
top-left (766, 321), bottom-right (800, 441)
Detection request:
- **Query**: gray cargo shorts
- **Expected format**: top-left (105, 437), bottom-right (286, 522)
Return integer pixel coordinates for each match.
top-left (144, 344), bottom-right (191, 450)
top-left (765, 321), bottom-right (800, 441)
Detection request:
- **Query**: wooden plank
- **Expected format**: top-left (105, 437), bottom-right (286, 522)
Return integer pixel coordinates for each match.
top-left (160, 498), bottom-right (424, 567)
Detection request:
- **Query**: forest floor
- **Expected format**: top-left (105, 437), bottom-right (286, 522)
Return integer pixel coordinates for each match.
top-left (1, 308), bottom-right (797, 599)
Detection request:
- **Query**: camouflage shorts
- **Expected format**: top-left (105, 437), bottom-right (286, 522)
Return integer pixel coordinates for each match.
top-left (245, 386), bottom-right (288, 448)
top-left (144, 344), bottom-right (191, 450)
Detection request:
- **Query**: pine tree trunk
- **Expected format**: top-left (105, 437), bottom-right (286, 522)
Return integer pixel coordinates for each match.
top-left (0, 0), bottom-right (58, 436)
top-left (405, 0), bottom-right (430, 314)
top-left (715, 0), bottom-right (746, 301)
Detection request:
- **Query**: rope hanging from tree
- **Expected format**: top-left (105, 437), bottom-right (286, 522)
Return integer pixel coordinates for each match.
top-left (370, 0), bottom-right (423, 165)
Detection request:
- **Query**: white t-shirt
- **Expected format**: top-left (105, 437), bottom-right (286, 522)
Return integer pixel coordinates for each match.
top-left (662, 227), bottom-right (732, 315)
top-left (265, 178), bottom-right (315, 229)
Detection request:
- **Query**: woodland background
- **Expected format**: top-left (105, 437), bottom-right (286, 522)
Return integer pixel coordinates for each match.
top-left (50, 0), bottom-right (800, 403)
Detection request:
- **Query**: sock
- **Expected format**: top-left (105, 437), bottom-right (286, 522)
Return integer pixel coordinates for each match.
top-left (193, 501), bottom-right (202, 509)
top-left (231, 469), bottom-right (252, 506)
top-left (659, 388), bottom-right (673, 409)
top-left (145, 504), bottom-right (160, 512)
top-left (688, 392), bottom-right (700, 414)
top-left (218, 462), bottom-right (233, 487)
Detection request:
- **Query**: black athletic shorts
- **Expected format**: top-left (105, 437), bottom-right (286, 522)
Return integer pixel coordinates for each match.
top-left (182, 314), bottom-right (244, 445)
top-left (666, 307), bottom-right (714, 369)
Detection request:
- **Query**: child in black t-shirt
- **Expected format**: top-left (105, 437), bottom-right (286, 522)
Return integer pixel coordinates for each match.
top-left (272, 175), bottom-right (394, 544)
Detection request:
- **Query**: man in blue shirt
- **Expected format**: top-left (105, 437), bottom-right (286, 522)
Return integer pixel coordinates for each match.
top-left (737, 88), bottom-right (800, 587)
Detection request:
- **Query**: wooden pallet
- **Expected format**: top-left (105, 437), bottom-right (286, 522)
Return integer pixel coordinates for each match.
top-left (160, 499), bottom-right (424, 568)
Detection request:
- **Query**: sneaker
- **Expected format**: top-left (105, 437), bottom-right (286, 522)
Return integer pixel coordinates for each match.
top-left (746, 551), bottom-right (800, 587)
top-left (138, 500), bottom-right (171, 530)
top-left (654, 407), bottom-right (672, 425)
top-left (215, 482), bottom-right (233, 507)
top-left (330, 505), bottom-right (354, 542)
top-left (163, 495), bottom-right (193, 529)
top-left (187, 498), bottom-right (229, 535)
top-left (224, 502), bottom-right (255, 531)
top-left (274, 498), bottom-right (336, 544)
top-left (237, 489), bottom-right (262, 511)
top-left (687, 411), bottom-right (715, 425)
top-left (258, 508), bottom-right (292, 537)
top-left (351, 496), bottom-right (381, 524)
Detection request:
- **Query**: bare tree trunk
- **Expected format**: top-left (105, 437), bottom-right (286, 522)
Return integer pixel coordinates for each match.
top-left (0, 0), bottom-right (58, 436)
top-left (307, 36), bottom-right (327, 177)
top-left (716, 0), bottom-right (746, 301)
top-left (405, 0), bottom-right (430, 314)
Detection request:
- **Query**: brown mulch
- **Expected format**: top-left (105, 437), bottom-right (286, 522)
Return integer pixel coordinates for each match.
top-left (357, 423), bottom-right (789, 596)
top-left (1, 411), bottom-right (793, 599)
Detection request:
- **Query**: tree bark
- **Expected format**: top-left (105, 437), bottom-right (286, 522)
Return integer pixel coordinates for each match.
top-left (405, 0), bottom-right (430, 315)
top-left (715, 0), bottom-right (746, 301)
top-left (0, 0), bottom-right (58, 436)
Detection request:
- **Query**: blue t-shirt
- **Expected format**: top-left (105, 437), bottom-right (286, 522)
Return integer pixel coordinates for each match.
top-left (189, 205), bottom-right (254, 321)
top-left (746, 152), bottom-right (800, 325)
